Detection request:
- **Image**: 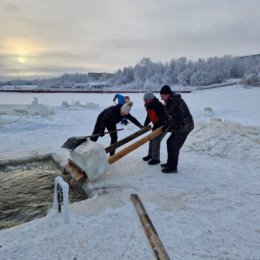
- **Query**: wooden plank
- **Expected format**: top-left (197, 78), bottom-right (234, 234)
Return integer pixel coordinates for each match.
top-left (130, 194), bottom-right (170, 260)
top-left (68, 159), bottom-right (86, 174)
top-left (64, 160), bottom-right (87, 183)
top-left (105, 125), bottom-right (151, 154)
top-left (108, 127), bottom-right (163, 164)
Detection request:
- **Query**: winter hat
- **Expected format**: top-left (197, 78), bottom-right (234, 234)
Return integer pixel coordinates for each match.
top-left (143, 92), bottom-right (155, 100)
top-left (121, 101), bottom-right (133, 115)
top-left (160, 85), bottom-right (172, 95)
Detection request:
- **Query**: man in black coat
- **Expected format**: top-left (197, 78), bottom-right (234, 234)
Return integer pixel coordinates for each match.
top-left (90, 101), bottom-right (143, 155)
top-left (160, 85), bottom-right (194, 173)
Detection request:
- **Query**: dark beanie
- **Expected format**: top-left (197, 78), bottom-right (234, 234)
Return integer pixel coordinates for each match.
top-left (160, 85), bottom-right (172, 94)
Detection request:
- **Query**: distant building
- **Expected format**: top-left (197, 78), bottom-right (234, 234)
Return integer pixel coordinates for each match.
top-left (88, 81), bottom-right (111, 90)
top-left (88, 72), bottom-right (114, 81)
top-left (239, 54), bottom-right (260, 61)
top-left (74, 82), bottom-right (91, 89)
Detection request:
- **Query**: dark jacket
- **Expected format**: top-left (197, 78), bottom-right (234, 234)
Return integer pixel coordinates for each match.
top-left (164, 93), bottom-right (194, 134)
top-left (144, 97), bottom-right (167, 130)
top-left (99, 104), bottom-right (143, 131)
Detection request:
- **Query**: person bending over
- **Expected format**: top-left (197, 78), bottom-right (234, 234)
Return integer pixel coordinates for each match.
top-left (90, 101), bottom-right (143, 156)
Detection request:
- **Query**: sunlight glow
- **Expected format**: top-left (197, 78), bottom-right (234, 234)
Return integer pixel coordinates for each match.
top-left (18, 57), bottom-right (26, 63)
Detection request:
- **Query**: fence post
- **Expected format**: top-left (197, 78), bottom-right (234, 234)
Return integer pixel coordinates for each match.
top-left (53, 176), bottom-right (70, 223)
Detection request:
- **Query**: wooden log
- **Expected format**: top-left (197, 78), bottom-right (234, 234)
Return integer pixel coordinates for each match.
top-left (64, 159), bottom-right (88, 183)
top-left (105, 125), bottom-right (151, 154)
top-left (108, 126), bottom-right (163, 164)
top-left (130, 194), bottom-right (170, 260)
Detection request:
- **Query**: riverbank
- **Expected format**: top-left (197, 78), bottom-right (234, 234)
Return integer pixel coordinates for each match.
top-left (0, 89), bottom-right (192, 93)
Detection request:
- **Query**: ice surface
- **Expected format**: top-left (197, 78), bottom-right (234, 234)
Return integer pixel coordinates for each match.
top-left (0, 85), bottom-right (260, 260)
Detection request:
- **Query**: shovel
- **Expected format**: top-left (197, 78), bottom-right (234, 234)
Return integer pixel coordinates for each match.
top-left (61, 128), bottom-right (124, 150)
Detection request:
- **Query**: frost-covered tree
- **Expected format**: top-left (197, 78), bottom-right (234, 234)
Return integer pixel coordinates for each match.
top-left (109, 54), bottom-right (259, 89)
top-left (243, 65), bottom-right (260, 86)
top-left (190, 70), bottom-right (216, 86)
top-left (133, 58), bottom-right (152, 87)
top-left (177, 68), bottom-right (194, 86)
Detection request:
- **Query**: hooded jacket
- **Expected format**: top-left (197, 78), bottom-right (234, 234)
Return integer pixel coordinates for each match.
top-left (164, 93), bottom-right (194, 134)
top-left (144, 97), bottom-right (167, 130)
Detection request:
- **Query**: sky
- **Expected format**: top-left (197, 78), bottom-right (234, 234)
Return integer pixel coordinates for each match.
top-left (0, 0), bottom-right (259, 80)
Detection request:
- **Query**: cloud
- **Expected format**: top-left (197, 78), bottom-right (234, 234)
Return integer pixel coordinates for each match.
top-left (0, 0), bottom-right (259, 79)
top-left (3, 3), bottom-right (19, 13)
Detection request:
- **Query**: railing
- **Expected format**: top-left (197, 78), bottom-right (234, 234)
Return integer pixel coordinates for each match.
top-left (53, 176), bottom-right (70, 223)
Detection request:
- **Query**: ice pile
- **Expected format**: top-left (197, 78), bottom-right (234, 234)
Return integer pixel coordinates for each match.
top-left (28, 97), bottom-right (54, 116)
top-left (69, 140), bottom-right (108, 181)
top-left (185, 117), bottom-right (260, 162)
top-left (0, 97), bottom-right (54, 117)
top-left (61, 100), bottom-right (99, 109)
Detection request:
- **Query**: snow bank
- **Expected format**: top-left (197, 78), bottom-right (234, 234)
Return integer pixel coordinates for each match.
top-left (186, 117), bottom-right (260, 161)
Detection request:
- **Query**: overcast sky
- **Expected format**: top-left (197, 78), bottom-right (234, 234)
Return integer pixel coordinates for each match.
top-left (0, 0), bottom-right (259, 80)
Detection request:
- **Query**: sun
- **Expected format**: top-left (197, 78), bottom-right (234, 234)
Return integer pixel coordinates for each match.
top-left (18, 56), bottom-right (26, 63)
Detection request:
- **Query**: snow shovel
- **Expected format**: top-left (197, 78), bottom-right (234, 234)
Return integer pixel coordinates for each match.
top-left (61, 128), bottom-right (124, 150)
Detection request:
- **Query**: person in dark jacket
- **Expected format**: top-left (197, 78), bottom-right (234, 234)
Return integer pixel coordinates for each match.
top-left (160, 85), bottom-right (194, 173)
top-left (90, 101), bottom-right (143, 156)
top-left (142, 92), bottom-right (167, 165)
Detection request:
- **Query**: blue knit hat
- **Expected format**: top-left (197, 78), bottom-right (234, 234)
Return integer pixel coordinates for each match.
top-left (160, 85), bottom-right (172, 94)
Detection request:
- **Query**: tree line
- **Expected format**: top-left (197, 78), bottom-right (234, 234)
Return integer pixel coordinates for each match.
top-left (109, 55), bottom-right (260, 89)
top-left (1, 55), bottom-right (259, 88)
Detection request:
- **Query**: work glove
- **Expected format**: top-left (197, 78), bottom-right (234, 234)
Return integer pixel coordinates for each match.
top-left (162, 120), bottom-right (171, 132)
top-left (152, 123), bottom-right (161, 131)
top-left (162, 125), bottom-right (168, 132)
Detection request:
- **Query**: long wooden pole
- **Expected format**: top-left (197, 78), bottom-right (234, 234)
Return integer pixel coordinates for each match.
top-left (131, 194), bottom-right (170, 260)
top-left (108, 127), bottom-right (163, 164)
top-left (105, 125), bottom-right (151, 154)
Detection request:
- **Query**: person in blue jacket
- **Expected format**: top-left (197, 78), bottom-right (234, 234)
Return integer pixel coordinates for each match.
top-left (113, 94), bottom-right (125, 105)
top-left (113, 94), bottom-right (130, 125)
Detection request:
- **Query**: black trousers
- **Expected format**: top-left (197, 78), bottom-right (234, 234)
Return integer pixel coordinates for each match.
top-left (166, 132), bottom-right (190, 170)
top-left (90, 114), bottom-right (118, 156)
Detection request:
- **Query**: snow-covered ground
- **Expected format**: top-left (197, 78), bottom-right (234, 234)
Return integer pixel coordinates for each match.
top-left (0, 85), bottom-right (259, 259)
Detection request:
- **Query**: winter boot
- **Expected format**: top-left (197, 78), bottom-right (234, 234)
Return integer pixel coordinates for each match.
top-left (143, 155), bottom-right (152, 161)
top-left (160, 163), bottom-right (168, 168)
top-left (162, 167), bottom-right (178, 174)
top-left (148, 159), bottom-right (160, 165)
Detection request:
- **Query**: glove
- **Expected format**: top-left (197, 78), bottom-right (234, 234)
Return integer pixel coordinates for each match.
top-left (162, 120), bottom-right (171, 131)
top-left (162, 125), bottom-right (168, 132)
top-left (152, 123), bottom-right (161, 131)
top-left (100, 130), bottom-right (105, 137)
